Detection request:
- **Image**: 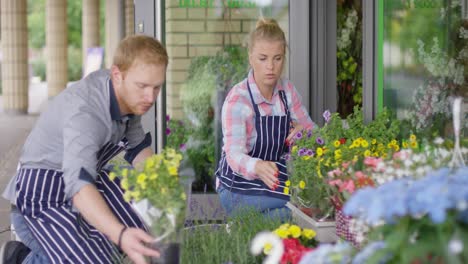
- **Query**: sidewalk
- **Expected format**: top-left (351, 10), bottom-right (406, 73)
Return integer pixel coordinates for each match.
top-left (0, 81), bottom-right (46, 245)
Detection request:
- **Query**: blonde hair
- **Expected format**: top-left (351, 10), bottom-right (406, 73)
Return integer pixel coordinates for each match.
top-left (248, 18), bottom-right (287, 53)
top-left (113, 35), bottom-right (168, 72)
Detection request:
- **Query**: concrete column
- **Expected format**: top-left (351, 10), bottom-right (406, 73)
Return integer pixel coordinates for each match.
top-left (46, 0), bottom-right (68, 97)
top-left (125, 0), bottom-right (134, 36)
top-left (1, 0), bottom-right (28, 114)
top-left (105, 0), bottom-right (124, 68)
top-left (82, 0), bottom-right (100, 68)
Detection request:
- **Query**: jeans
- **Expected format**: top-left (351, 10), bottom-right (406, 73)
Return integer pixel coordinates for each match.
top-left (11, 208), bottom-right (49, 264)
top-left (217, 185), bottom-right (291, 222)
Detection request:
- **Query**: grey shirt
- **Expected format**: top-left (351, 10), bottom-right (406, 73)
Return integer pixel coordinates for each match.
top-left (3, 69), bottom-right (151, 202)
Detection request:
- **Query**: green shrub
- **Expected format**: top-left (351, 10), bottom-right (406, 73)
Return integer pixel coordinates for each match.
top-left (182, 210), bottom-right (282, 264)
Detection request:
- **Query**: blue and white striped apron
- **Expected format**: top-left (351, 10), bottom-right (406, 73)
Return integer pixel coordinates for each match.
top-left (15, 139), bottom-right (147, 264)
top-left (216, 82), bottom-right (291, 200)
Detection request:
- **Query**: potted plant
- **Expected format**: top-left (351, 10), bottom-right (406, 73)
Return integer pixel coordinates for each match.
top-left (110, 149), bottom-right (187, 264)
top-left (287, 107), bottom-right (401, 244)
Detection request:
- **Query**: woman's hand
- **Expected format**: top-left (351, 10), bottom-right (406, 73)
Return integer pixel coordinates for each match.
top-left (120, 227), bottom-right (160, 264)
top-left (254, 160), bottom-right (279, 190)
top-left (285, 122), bottom-right (303, 146)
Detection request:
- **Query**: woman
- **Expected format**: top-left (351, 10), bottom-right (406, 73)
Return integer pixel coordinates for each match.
top-left (215, 18), bottom-right (315, 221)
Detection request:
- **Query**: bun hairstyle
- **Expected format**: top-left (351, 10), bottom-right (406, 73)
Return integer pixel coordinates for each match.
top-left (248, 18), bottom-right (287, 53)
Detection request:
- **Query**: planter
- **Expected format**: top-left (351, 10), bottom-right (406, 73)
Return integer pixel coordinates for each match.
top-left (286, 202), bottom-right (337, 243)
top-left (150, 242), bottom-right (180, 264)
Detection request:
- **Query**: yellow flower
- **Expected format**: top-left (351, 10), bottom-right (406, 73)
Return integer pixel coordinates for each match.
top-left (410, 141), bottom-right (418, 149)
top-left (285, 180), bottom-right (291, 187)
top-left (394, 145), bottom-right (400, 152)
top-left (334, 140), bottom-right (340, 148)
top-left (283, 187), bottom-right (289, 195)
top-left (410, 134), bottom-right (417, 142)
top-left (168, 166), bottom-right (178, 176)
top-left (137, 173), bottom-right (147, 185)
top-left (121, 168), bottom-right (128, 178)
top-left (149, 173), bottom-right (158, 180)
top-left (402, 141), bottom-right (408, 148)
top-left (132, 191), bottom-right (141, 201)
top-left (263, 243), bottom-right (272, 255)
top-left (291, 146), bottom-right (298, 154)
top-left (274, 228), bottom-right (289, 239)
top-left (123, 192), bottom-right (132, 202)
top-left (279, 223), bottom-right (290, 230)
top-left (302, 156), bottom-right (311, 161)
top-left (121, 178), bottom-right (129, 190)
top-left (302, 228), bottom-right (316, 240)
top-left (299, 180), bottom-right (306, 189)
top-left (316, 147), bottom-right (323, 157)
top-left (364, 150), bottom-right (371, 157)
top-left (371, 139), bottom-right (377, 145)
top-left (145, 158), bottom-right (155, 170)
top-left (334, 149), bottom-right (342, 159)
top-left (361, 140), bottom-right (369, 148)
top-left (109, 172), bottom-right (117, 181)
top-left (288, 225), bottom-right (301, 238)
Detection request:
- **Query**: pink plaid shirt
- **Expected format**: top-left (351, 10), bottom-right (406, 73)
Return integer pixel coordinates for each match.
top-left (221, 70), bottom-right (315, 180)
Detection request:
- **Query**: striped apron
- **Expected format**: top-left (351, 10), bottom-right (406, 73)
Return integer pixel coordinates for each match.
top-left (15, 139), bottom-right (147, 264)
top-left (216, 82), bottom-right (291, 200)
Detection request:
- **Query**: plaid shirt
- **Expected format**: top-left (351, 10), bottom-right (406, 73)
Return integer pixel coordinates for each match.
top-left (222, 70), bottom-right (315, 180)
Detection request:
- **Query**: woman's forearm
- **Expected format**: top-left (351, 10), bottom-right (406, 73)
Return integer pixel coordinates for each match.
top-left (72, 184), bottom-right (125, 244)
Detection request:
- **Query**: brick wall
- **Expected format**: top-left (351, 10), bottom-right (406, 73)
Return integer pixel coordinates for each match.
top-left (165, 2), bottom-right (289, 119)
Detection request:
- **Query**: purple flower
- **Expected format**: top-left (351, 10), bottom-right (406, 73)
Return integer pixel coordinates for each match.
top-left (166, 115), bottom-right (171, 122)
top-left (316, 137), bottom-right (324, 145)
top-left (306, 149), bottom-right (314, 156)
top-left (165, 127), bottom-right (171, 135)
top-left (179, 143), bottom-right (187, 151)
top-left (307, 130), bottom-right (313, 138)
top-left (298, 148), bottom-right (306, 156)
top-left (323, 110), bottom-right (331, 123)
top-left (283, 154), bottom-right (291, 161)
top-left (295, 131), bottom-right (303, 139)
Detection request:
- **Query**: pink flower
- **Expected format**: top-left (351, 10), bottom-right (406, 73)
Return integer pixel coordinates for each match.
top-left (363, 157), bottom-right (382, 169)
top-left (327, 169), bottom-right (343, 178)
top-left (340, 180), bottom-right (355, 193)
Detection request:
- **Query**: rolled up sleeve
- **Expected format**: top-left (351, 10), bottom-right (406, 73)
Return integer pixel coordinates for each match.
top-left (62, 105), bottom-right (108, 200)
top-left (222, 94), bottom-right (260, 180)
top-left (287, 82), bottom-right (315, 130)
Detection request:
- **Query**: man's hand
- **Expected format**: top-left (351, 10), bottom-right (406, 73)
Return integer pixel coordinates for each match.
top-left (254, 160), bottom-right (279, 190)
top-left (120, 228), bottom-right (160, 264)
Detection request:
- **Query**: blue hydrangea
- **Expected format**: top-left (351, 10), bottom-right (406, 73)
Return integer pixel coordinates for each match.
top-left (299, 242), bottom-right (353, 264)
top-left (344, 167), bottom-right (468, 225)
top-left (352, 241), bottom-right (390, 264)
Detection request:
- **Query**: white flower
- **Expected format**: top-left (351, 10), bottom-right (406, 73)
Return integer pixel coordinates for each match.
top-left (448, 239), bottom-right (463, 255)
top-left (433, 137), bottom-right (444, 145)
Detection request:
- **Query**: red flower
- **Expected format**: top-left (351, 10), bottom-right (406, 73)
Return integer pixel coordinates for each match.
top-left (280, 238), bottom-right (314, 264)
top-left (339, 138), bottom-right (347, 144)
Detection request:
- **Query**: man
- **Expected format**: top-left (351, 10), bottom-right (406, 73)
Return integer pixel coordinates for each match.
top-left (1, 35), bottom-right (167, 264)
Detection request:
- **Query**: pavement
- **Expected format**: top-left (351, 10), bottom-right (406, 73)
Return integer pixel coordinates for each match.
top-left (0, 81), bottom-right (46, 245)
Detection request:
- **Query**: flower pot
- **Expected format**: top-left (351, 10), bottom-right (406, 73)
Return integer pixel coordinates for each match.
top-left (286, 202), bottom-right (337, 243)
top-left (150, 242), bottom-right (180, 264)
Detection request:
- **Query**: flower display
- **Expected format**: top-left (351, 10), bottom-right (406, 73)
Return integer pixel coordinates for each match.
top-left (110, 148), bottom-right (186, 239)
top-left (343, 166), bottom-right (468, 263)
top-left (288, 107), bottom-right (400, 216)
top-left (262, 224), bottom-right (318, 264)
